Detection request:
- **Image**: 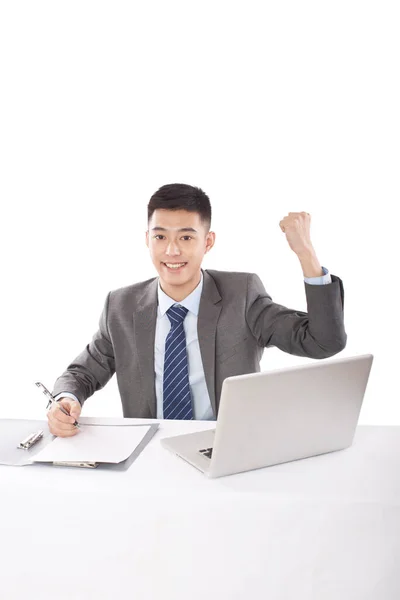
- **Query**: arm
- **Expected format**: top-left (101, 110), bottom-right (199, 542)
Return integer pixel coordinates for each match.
top-left (246, 211), bottom-right (346, 358)
top-left (51, 292), bottom-right (116, 405)
top-left (245, 271), bottom-right (347, 359)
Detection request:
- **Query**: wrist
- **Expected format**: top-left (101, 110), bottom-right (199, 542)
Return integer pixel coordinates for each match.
top-left (297, 248), bottom-right (323, 278)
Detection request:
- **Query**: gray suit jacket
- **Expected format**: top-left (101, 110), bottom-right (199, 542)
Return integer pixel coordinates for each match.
top-left (52, 269), bottom-right (347, 418)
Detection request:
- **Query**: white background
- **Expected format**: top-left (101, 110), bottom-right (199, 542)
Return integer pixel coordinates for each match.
top-left (0, 1), bottom-right (398, 424)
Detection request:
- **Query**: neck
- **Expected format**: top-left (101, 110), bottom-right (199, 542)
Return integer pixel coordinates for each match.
top-left (160, 271), bottom-right (201, 302)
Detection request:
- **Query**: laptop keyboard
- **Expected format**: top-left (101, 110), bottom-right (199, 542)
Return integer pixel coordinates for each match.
top-left (199, 447), bottom-right (213, 459)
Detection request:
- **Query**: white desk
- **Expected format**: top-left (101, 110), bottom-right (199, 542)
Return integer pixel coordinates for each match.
top-left (1, 419), bottom-right (400, 600)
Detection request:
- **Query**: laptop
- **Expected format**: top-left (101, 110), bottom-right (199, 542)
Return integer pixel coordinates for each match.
top-left (161, 353), bottom-right (374, 478)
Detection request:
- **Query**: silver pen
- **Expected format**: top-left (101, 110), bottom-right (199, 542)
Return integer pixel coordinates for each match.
top-left (35, 381), bottom-right (80, 428)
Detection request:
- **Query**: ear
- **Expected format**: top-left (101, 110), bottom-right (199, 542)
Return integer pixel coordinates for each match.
top-left (205, 231), bottom-right (216, 253)
top-left (145, 230), bottom-right (149, 248)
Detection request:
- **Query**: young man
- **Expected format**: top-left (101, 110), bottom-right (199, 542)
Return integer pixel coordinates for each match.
top-left (48, 183), bottom-right (346, 437)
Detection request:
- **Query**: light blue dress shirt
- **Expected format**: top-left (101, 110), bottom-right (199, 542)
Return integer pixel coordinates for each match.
top-left (155, 272), bottom-right (212, 419)
top-left (56, 267), bottom-right (331, 419)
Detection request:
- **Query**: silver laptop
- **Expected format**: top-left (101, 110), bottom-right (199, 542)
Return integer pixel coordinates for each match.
top-left (161, 353), bottom-right (374, 478)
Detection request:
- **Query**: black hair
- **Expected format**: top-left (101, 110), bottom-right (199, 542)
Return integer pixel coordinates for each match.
top-left (147, 183), bottom-right (212, 229)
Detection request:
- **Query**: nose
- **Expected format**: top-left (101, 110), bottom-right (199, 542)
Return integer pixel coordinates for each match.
top-left (166, 241), bottom-right (181, 256)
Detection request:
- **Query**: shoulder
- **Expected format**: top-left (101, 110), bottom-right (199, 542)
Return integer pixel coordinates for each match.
top-left (107, 276), bottom-right (158, 307)
top-left (204, 269), bottom-right (261, 294)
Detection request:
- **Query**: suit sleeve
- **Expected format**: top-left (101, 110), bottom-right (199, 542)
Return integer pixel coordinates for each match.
top-left (51, 292), bottom-right (116, 405)
top-left (245, 273), bottom-right (347, 359)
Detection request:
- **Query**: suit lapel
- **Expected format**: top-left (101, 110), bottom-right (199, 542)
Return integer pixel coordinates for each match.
top-left (134, 278), bottom-right (158, 418)
top-left (198, 270), bottom-right (222, 417)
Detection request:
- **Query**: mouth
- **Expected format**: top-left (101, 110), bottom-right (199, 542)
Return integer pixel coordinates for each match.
top-left (162, 262), bottom-right (187, 273)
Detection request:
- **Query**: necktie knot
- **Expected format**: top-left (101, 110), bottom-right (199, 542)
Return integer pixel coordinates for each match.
top-left (166, 305), bottom-right (188, 327)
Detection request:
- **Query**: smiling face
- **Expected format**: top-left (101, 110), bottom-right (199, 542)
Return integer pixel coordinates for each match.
top-left (146, 209), bottom-right (215, 301)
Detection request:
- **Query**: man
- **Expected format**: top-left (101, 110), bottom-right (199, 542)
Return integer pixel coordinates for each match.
top-left (48, 183), bottom-right (347, 437)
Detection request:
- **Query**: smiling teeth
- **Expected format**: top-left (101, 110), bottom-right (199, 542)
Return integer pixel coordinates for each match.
top-left (165, 263), bottom-right (185, 269)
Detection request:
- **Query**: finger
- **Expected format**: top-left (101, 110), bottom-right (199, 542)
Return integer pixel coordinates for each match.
top-left (58, 399), bottom-right (77, 414)
top-left (58, 406), bottom-right (80, 424)
top-left (47, 414), bottom-right (79, 432)
top-left (48, 418), bottom-right (77, 432)
top-left (69, 405), bottom-right (82, 419)
top-left (52, 405), bottom-right (77, 425)
top-left (48, 410), bottom-right (76, 429)
top-left (63, 428), bottom-right (79, 437)
top-left (49, 426), bottom-right (79, 438)
top-left (59, 399), bottom-right (81, 418)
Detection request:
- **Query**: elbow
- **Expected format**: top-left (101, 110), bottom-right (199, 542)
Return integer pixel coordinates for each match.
top-left (316, 332), bottom-right (347, 359)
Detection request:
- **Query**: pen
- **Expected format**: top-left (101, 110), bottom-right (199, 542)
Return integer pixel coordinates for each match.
top-left (35, 381), bottom-right (80, 428)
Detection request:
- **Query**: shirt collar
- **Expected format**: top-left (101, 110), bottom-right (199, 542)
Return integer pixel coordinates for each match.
top-left (157, 272), bottom-right (203, 317)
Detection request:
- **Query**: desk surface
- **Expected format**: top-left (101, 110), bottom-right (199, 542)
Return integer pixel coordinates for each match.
top-left (1, 419), bottom-right (400, 600)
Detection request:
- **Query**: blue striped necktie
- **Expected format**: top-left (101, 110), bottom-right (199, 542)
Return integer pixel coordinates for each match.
top-left (163, 305), bottom-right (193, 420)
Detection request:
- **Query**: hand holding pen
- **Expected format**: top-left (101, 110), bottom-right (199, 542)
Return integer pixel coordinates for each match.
top-left (35, 382), bottom-right (82, 438)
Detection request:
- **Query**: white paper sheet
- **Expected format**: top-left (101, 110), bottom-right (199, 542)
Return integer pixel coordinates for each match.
top-left (32, 425), bottom-right (151, 464)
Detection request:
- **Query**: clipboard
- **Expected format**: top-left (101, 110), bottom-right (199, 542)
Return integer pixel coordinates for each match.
top-left (0, 418), bottom-right (159, 470)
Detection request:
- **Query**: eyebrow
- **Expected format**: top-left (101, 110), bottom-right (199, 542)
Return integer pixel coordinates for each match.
top-left (151, 227), bottom-right (198, 233)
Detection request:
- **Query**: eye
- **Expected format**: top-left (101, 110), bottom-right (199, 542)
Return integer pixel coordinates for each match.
top-left (182, 236), bottom-right (192, 241)
top-left (153, 235), bottom-right (165, 240)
